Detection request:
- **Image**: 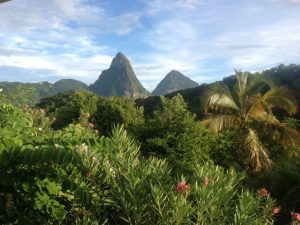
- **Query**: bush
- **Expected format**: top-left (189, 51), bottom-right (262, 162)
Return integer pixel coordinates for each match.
top-left (137, 94), bottom-right (212, 174)
top-left (0, 94), bottom-right (277, 224)
top-left (93, 96), bottom-right (144, 136)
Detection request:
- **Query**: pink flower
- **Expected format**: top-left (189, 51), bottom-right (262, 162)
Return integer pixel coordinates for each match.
top-left (274, 207), bottom-right (280, 215)
top-left (177, 182), bottom-right (185, 193)
top-left (293, 213), bottom-right (300, 221)
top-left (185, 185), bottom-right (190, 192)
top-left (86, 172), bottom-right (93, 177)
top-left (84, 112), bottom-right (90, 119)
top-left (177, 181), bottom-right (190, 193)
top-left (259, 188), bottom-right (269, 197)
top-left (88, 122), bottom-right (94, 128)
top-left (203, 177), bottom-right (209, 186)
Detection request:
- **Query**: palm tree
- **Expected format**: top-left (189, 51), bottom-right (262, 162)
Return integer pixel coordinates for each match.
top-left (203, 70), bottom-right (299, 172)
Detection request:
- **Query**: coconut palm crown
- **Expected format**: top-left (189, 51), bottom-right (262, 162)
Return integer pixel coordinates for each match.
top-left (204, 70), bottom-right (299, 172)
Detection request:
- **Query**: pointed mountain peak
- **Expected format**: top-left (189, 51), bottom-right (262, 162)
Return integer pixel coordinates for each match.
top-left (89, 52), bottom-right (149, 98)
top-left (166, 70), bottom-right (184, 77)
top-left (110, 52), bottom-right (130, 68)
top-left (152, 70), bottom-right (198, 96)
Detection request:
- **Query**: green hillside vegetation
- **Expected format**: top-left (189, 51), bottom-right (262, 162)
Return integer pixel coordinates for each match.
top-left (0, 79), bottom-right (88, 107)
top-left (152, 70), bottom-right (198, 96)
top-left (53, 79), bottom-right (88, 92)
top-left (89, 52), bottom-right (149, 98)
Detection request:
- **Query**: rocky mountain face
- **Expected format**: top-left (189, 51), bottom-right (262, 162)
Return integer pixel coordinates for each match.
top-left (151, 70), bottom-right (198, 96)
top-left (89, 52), bottom-right (149, 98)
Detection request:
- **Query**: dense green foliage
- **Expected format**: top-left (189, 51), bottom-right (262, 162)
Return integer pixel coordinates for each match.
top-left (89, 52), bottom-right (149, 98)
top-left (36, 91), bottom-right (144, 135)
top-left (37, 90), bottom-right (98, 129)
top-left (151, 70), bottom-right (198, 96)
top-left (135, 94), bottom-right (212, 174)
top-left (93, 96), bottom-right (145, 136)
top-left (0, 96), bottom-right (277, 224)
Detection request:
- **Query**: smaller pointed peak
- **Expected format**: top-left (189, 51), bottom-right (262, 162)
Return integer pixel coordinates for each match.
top-left (166, 70), bottom-right (184, 77)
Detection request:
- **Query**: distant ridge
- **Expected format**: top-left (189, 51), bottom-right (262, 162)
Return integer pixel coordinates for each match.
top-left (0, 79), bottom-right (88, 106)
top-left (89, 52), bottom-right (149, 98)
top-left (152, 70), bottom-right (198, 96)
top-left (53, 79), bottom-right (87, 92)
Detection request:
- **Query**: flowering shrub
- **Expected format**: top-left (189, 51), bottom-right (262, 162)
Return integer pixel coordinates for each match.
top-left (274, 207), bottom-right (280, 215)
top-left (259, 187), bottom-right (269, 197)
top-left (0, 98), bottom-right (277, 224)
top-left (177, 181), bottom-right (190, 193)
top-left (293, 212), bottom-right (300, 221)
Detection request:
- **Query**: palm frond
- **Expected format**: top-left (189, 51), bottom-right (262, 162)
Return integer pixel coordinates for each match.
top-left (247, 99), bottom-right (279, 125)
top-left (207, 93), bottom-right (240, 112)
top-left (263, 86), bottom-right (298, 115)
top-left (203, 114), bottom-right (240, 132)
top-left (245, 128), bottom-right (272, 172)
top-left (235, 70), bottom-right (248, 96)
top-left (235, 70), bottom-right (250, 112)
top-left (278, 126), bottom-right (300, 148)
top-left (246, 94), bottom-right (265, 117)
top-left (247, 81), bottom-right (270, 97)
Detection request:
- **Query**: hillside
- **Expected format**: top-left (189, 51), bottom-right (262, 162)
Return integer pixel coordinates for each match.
top-left (137, 64), bottom-right (300, 119)
top-left (0, 79), bottom-right (88, 106)
top-left (89, 52), bottom-right (149, 98)
top-left (152, 70), bottom-right (198, 96)
top-left (53, 79), bottom-right (88, 92)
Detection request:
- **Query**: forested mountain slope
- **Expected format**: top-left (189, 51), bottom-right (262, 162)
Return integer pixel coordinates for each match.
top-left (0, 79), bottom-right (88, 106)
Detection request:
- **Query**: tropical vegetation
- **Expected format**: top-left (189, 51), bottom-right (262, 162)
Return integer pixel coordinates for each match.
top-left (1, 66), bottom-right (300, 224)
top-left (203, 70), bottom-right (299, 172)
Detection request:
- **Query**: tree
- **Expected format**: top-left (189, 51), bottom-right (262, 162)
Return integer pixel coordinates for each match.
top-left (204, 70), bottom-right (299, 172)
top-left (139, 94), bottom-right (211, 174)
top-left (93, 96), bottom-right (145, 136)
top-left (37, 90), bottom-right (99, 129)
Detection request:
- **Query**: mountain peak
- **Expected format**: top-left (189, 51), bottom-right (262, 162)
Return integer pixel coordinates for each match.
top-left (152, 70), bottom-right (198, 96)
top-left (169, 70), bottom-right (180, 74)
top-left (89, 52), bottom-right (149, 98)
top-left (110, 52), bottom-right (130, 68)
top-left (166, 70), bottom-right (184, 77)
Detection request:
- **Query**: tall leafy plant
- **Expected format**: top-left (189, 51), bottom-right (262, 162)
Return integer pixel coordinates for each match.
top-left (204, 70), bottom-right (299, 172)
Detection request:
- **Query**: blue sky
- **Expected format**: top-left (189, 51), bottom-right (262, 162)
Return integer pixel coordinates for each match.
top-left (0, 0), bottom-right (300, 91)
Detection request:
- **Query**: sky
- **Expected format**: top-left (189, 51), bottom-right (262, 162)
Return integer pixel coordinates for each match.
top-left (0, 0), bottom-right (300, 91)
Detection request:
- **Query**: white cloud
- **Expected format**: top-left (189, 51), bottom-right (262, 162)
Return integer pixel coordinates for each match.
top-left (0, 0), bottom-right (143, 84)
top-left (1, 0), bottom-right (300, 89)
top-left (269, 0), bottom-right (300, 5)
top-left (136, 0), bottom-right (300, 89)
top-left (0, 55), bottom-right (56, 70)
top-left (106, 13), bottom-right (142, 35)
top-left (143, 0), bottom-right (207, 15)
